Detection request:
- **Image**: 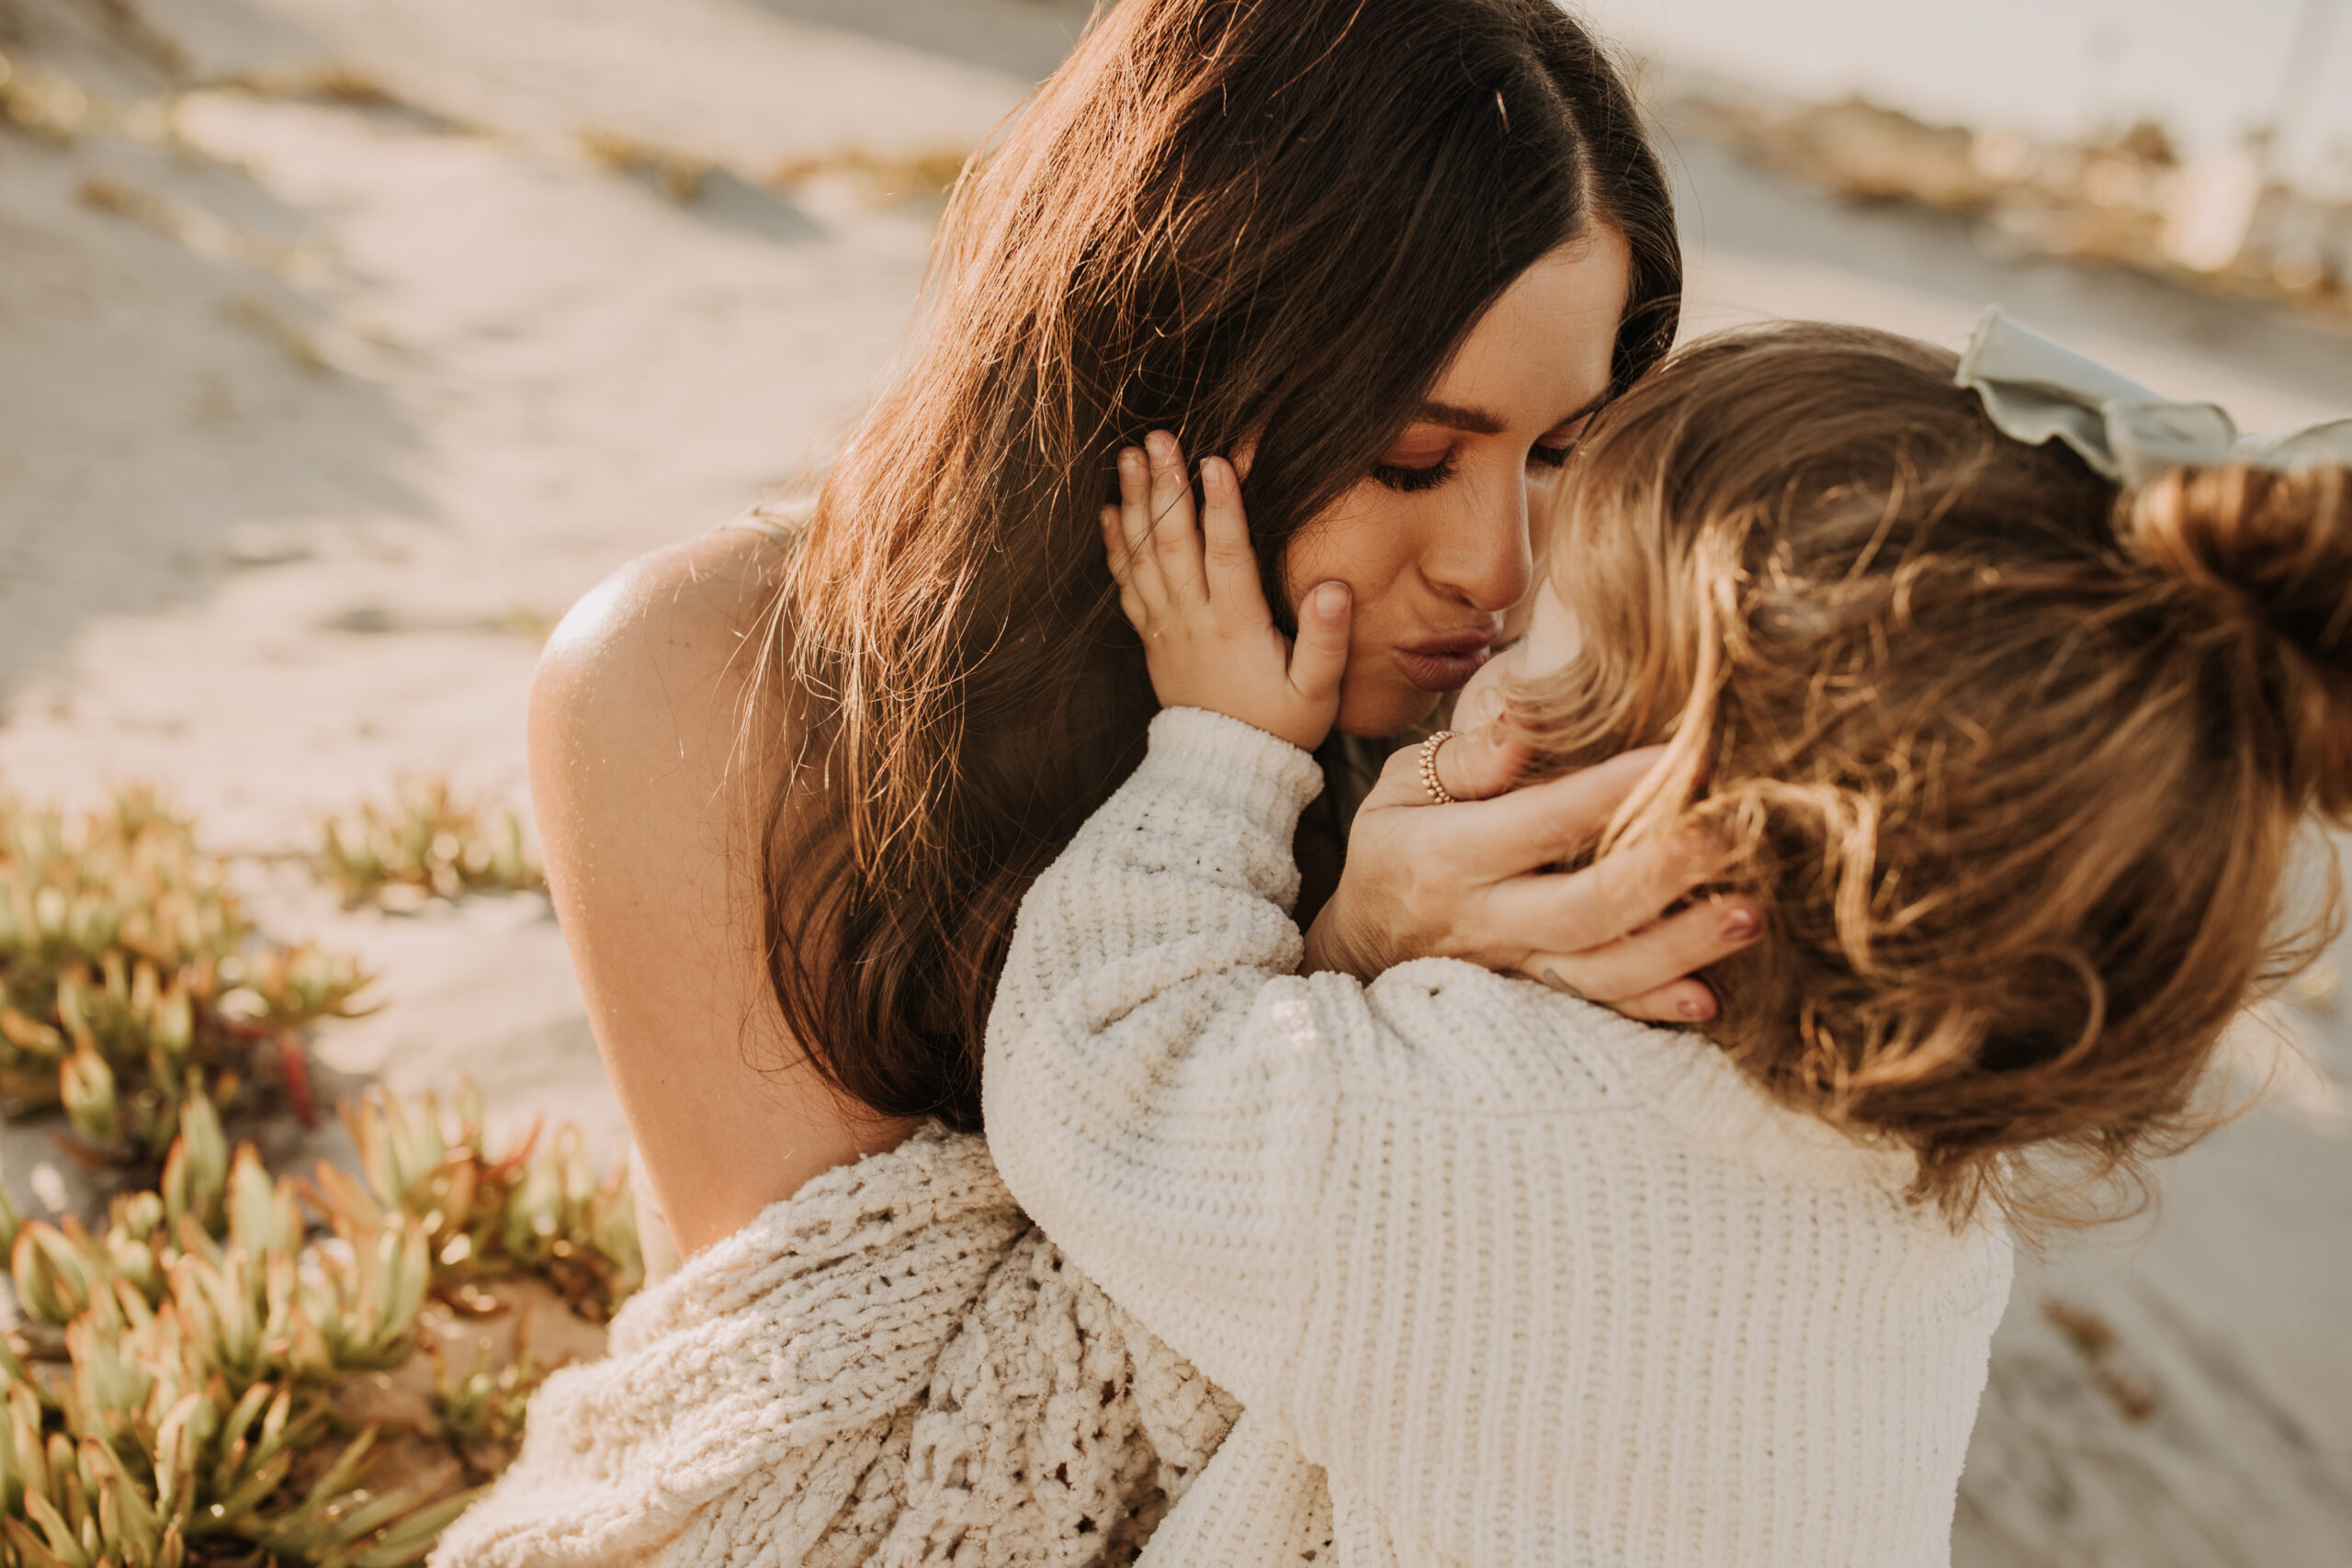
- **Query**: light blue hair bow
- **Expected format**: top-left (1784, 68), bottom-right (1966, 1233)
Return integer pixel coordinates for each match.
top-left (1955, 306), bottom-right (2352, 487)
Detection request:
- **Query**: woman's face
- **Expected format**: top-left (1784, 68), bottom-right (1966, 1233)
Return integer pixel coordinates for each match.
top-left (1281, 231), bottom-right (1630, 738)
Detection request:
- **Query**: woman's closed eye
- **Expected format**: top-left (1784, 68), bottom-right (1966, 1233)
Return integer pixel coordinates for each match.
top-left (1370, 413), bottom-right (1594, 493)
top-left (1528, 414), bottom-right (1595, 471)
top-left (1371, 433), bottom-right (1457, 493)
top-left (1372, 451), bottom-right (1458, 493)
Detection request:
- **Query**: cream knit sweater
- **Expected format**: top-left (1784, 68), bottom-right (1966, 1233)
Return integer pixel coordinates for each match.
top-left (984, 708), bottom-right (2016, 1568)
top-left (431, 1127), bottom-right (1238, 1566)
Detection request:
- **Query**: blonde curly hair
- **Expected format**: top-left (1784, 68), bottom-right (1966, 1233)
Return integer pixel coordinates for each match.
top-left (1517, 321), bottom-right (2352, 1232)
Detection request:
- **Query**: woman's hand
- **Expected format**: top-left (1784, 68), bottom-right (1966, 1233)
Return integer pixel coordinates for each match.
top-left (1305, 725), bottom-right (1761, 1023)
top-left (1103, 431), bottom-right (1352, 752)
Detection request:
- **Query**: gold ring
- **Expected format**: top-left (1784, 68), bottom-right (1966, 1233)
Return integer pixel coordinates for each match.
top-left (1418, 729), bottom-right (1458, 806)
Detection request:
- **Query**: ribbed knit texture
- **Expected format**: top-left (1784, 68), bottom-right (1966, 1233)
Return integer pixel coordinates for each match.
top-left (985, 707), bottom-right (2016, 1568)
top-left (432, 1127), bottom-right (1239, 1567)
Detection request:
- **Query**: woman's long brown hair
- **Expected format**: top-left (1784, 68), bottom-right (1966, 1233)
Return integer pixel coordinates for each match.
top-left (1518, 322), bottom-right (2352, 1232)
top-left (758, 0), bottom-right (1680, 1129)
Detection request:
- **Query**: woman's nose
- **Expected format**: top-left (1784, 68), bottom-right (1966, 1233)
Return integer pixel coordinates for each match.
top-left (1423, 468), bottom-right (1532, 613)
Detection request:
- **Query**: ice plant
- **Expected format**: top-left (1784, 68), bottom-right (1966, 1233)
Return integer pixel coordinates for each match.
top-left (319, 782), bottom-right (541, 910)
top-left (319, 1087), bottom-right (640, 1323)
top-left (0, 784), bottom-right (627, 1561)
top-left (0, 788), bottom-right (371, 1171)
top-left (0, 1090), bottom-right (640, 1565)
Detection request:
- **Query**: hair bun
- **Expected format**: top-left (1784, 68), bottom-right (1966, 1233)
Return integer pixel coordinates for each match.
top-left (2120, 463), bottom-right (2352, 816)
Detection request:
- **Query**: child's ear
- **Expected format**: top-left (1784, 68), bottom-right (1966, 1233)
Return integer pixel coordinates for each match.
top-left (1452, 642), bottom-right (1521, 731)
top-left (1458, 678), bottom-right (1508, 730)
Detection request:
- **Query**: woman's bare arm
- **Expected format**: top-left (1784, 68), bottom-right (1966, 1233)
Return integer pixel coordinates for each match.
top-left (529, 529), bottom-right (918, 1257)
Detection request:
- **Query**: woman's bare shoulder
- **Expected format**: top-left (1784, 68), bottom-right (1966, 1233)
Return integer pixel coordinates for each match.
top-left (534, 525), bottom-right (787, 761)
top-left (529, 525), bottom-right (904, 1256)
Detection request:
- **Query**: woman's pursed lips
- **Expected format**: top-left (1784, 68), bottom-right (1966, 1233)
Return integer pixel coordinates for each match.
top-left (1393, 628), bottom-right (1496, 693)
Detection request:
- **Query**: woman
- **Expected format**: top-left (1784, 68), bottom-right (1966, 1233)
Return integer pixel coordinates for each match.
top-left (447, 1), bottom-right (1757, 1559)
top-left (537, 0), bottom-right (1745, 1271)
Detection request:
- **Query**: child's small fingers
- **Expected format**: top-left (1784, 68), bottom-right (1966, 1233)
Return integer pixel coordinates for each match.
top-left (1611, 976), bottom-right (1724, 1026)
top-left (1116, 447), bottom-right (1166, 606)
top-left (1145, 431), bottom-right (1205, 599)
top-left (1199, 457), bottom-right (1261, 616)
top-left (1288, 581), bottom-right (1351, 705)
top-left (1117, 446), bottom-right (1152, 551)
top-left (1100, 505), bottom-right (1131, 585)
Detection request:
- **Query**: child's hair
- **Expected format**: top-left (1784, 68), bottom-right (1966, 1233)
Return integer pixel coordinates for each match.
top-left (1518, 321), bottom-right (2352, 1231)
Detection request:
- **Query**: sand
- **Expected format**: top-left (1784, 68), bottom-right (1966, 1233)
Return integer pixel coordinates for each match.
top-left (1, 2), bottom-right (2347, 1561)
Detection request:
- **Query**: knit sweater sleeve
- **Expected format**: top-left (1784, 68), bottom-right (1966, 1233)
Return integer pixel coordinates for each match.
top-left (986, 707), bottom-right (1379, 1416)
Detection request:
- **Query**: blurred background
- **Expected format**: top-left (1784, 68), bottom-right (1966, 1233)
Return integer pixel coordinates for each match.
top-left (0, 2), bottom-right (2345, 1562)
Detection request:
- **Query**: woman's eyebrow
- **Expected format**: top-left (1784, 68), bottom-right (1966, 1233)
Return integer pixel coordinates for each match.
top-left (1412, 387), bottom-right (1612, 436)
top-left (1412, 399), bottom-right (1508, 434)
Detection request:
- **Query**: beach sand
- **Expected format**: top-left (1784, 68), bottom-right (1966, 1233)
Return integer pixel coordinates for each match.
top-left (2, 2), bottom-right (2347, 1560)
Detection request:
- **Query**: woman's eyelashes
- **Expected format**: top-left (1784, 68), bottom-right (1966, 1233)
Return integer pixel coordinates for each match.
top-left (1372, 452), bottom-right (1457, 493)
top-left (1531, 416), bottom-right (1593, 470)
top-left (1370, 433), bottom-right (1587, 493)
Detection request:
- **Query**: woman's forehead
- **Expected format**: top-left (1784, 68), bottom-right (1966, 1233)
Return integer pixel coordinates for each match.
top-left (1428, 233), bottom-right (1629, 432)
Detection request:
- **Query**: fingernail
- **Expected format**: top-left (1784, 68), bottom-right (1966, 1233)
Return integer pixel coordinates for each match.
top-left (1721, 907), bottom-right (1759, 941)
top-left (1678, 992), bottom-right (1716, 1022)
top-left (1313, 581), bottom-right (1348, 616)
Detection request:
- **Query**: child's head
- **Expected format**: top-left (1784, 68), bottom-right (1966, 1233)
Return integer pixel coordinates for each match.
top-left (1511, 321), bottom-right (2352, 1228)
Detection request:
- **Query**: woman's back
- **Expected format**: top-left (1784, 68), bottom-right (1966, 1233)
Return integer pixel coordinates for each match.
top-left (528, 523), bottom-right (919, 1258)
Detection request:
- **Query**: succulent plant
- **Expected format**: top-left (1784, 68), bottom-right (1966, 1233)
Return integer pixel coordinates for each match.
top-left (346, 1088), bottom-right (639, 1323)
top-left (0, 1089), bottom-right (641, 1566)
top-left (319, 782), bottom-right (542, 911)
top-left (0, 788), bottom-right (628, 1562)
top-left (0, 788), bottom-right (373, 1172)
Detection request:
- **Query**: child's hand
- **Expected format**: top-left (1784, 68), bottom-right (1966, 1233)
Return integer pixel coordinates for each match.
top-left (1102, 431), bottom-right (1351, 752)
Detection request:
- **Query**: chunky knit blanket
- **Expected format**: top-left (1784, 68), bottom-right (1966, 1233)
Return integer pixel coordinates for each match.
top-left (431, 1127), bottom-right (1239, 1567)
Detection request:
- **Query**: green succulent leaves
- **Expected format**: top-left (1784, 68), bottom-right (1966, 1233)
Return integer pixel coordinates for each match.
top-left (0, 1089), bottom-right (639, 1567)
top-left (0, 789), bottom-right (373, 1170)
top-left (321, 783), bottom-right (542, 911)
top-left (0, 785), bottom-right (631, 1567)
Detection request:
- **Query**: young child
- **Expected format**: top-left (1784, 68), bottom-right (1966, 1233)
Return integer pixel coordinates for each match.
top-left (982, 318), bottom-right (2352, 1566)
